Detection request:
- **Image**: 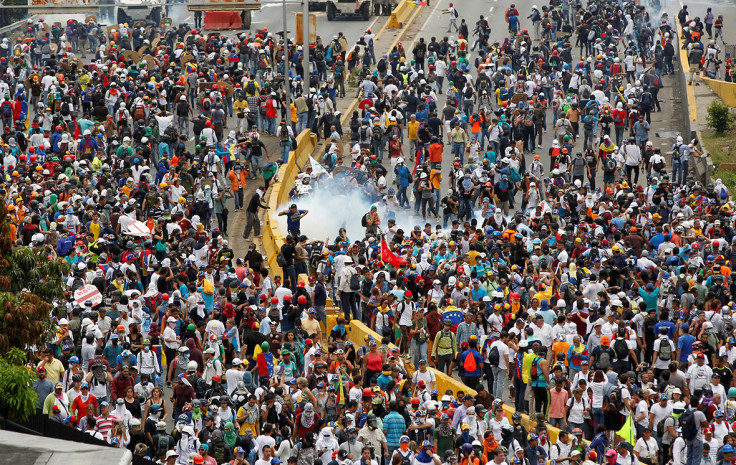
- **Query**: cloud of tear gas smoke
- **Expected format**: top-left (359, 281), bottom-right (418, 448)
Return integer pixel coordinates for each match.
top-left (275, 175), bottom-right (435, 243)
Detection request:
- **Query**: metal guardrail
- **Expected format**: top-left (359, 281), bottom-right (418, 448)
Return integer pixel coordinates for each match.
top-left (0, 14), bottom-right (37, 38)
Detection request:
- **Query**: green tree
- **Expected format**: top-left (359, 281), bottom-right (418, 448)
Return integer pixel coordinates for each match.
top-left (707, 100), bottom-right (735, 134)
top-left (0, 201), bottom-right (68, 354)
top-left (0, 348), bottom-right (39, 423)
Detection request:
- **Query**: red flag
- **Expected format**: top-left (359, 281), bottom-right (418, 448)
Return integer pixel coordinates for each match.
top-left (381, 240), bottom-right (408, 268)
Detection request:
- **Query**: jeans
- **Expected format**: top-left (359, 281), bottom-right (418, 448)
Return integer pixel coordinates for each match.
top-left (397, 185), bottom-right (409, 207)
top-left (178, 116), bottom-right (190, 138)
top-left (491, 366), bottom-right (506, 399)
top-left (686, 439), bottom-right (703, 465)
top-left (410, 339), bottom-right (428, 368)
top-left (280, 141), bottom-right (291, 163)
top-left (315, 305), bottom-right (327, 329)
top-left (549, 417), bottom-right (565, 430)
top-left (233, 188), bottom-right (243, 210)
top-left (297, 112), bottom-right (308, 133)
top-left (592, 407), bottom-right (605, 433)
top-left (451, 141), bottom-right (464, 163)
top-left (266, 117), bottom-right (276, 135)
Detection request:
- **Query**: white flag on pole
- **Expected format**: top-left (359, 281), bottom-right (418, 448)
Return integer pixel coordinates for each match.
top-left (309, 155), bottom-right (333, 178)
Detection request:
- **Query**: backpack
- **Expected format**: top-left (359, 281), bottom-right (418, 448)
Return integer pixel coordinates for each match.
top-left (488, 345), bottom-right (500, 365)
top-left (464, 87), bottom-right (473, 99)
top-left (680, 409), bottom-right (699, 441)
top-left (60, 102), bottom-right (70, 116)
top-left (657, 414), bottom-right (674, 437)
top-left (606, 386), bottom-right (625, 412)
top-left (463, 351), bottom-right (477, 372)
top-left (640, 92), bottom-right (652, 109)
top-left (332, 40), bottom-right (342, 53)
top-left (349, 272), bottom-right (360, 291)
top-left (361, 213), bottom-right (369, 227)
top-left (245, 80), bottom-right (256, 95)
top-left (372, 126), bottom-right (383, 141)
top-left (276, 253), bottom-right (287, 268)
top-left (315, 49), bottom-right (325, 61)
top-left (500, 122), bottom-right (511, 137)
top-left (596, 346), bottom-right (612, 370)
top-left (613, 338), bottom-right (629, 361)
top-left (524, 112), bottom-right (534, 127)
top-left (653, 157), bottom-right (665, 173)
top-left (509, 166), bottom-right (521, 182)
top-left (658, 337), bottom-right (673, 360)
top-left (157, 433), bottom-right (171, 458)
top-left (604, 157), bottom-right (617, 173)
top-left (56, 235), bottom-right (76, 256)
top-left (672, 144), bottom-right (681, 160)
top-left (584, 115), bottom-right (595, 130)
top-left (134, 106), bottom-right (145, 122)
top-left (614, 110), bottom-right (625, 126)
top-left (581, 87), bottom-right (592, 100)
top-left (211, 441), bottom-right (227, 463)
top-left (530, 356), bottom-right (541, 381)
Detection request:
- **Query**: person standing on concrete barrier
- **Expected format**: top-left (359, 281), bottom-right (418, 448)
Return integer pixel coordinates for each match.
top-left (688, 43), bottom-right (704, 84)
top-left (671, 136), bottom-right (687, 185)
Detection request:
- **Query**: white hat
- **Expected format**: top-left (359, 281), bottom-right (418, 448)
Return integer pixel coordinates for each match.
top-left (232, 358), bottom-right (243, 366)
top-left (167, 316), bottom-right (177, 323)
top-left (58, 318), bottom-right (69, 325)
top-left (165, 451), bottom-right (180, 459)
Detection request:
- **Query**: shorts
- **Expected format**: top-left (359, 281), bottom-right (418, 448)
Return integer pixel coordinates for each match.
top-left (603, 173), bottom-right (615, 183)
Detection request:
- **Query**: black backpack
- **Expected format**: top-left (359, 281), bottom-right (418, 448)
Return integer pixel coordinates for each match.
top-left (680, 409), bottom-right (698, 440)
top-left (61, 102), bottom-right (70, 116)
top-left (245, 80), bottom-right (256, 95)
top-left (464, 87), bottom-right (473, 99)
top-left (613, 338), bottom-right (629, 361)
top-left (488, 345), bottom-right (500, 365)
top-left (596, 346), bottom-right (612, 370)
top-left (349, 272), bottom-right (360, 291)
top-left (604, 157), bottom-right (617, 173)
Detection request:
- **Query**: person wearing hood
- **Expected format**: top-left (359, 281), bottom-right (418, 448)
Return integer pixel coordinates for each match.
top-left (175, 425), bottom-right (201, 465)
top-left (112, 397), bottom-right (133, 428)
top-left (316, 426), bottom-right (340, 464)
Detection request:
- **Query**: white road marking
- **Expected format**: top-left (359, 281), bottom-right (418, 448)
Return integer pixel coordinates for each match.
top-left (489, 6), bottom-right (494, 12)
top-left (406, 0), bottom-right (445, 52)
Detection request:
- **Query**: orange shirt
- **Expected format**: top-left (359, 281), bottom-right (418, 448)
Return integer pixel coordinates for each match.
top-left (428, 142), bottom-right (443, 163)
top-left (228, 169), bottom-right (248, 190)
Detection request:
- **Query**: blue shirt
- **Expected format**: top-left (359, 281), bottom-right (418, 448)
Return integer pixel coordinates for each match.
top-left (638, 287), bottom-right (660, 311)
top-left (285, 209), bottom-right (306, 232)
top-left (677, 334), bottom-right (696, 361)
top-left (653, 321), bottom-right (676, 339)
top-left (460, 349), bottom-right (484, 377)
top-left (382, 411), bottom-right (407, 447)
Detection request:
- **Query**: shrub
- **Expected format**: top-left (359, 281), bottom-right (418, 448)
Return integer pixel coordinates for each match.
top-left (707, 100), bottom-right (734, 134)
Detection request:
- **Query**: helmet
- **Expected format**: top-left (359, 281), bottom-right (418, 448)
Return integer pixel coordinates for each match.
top-left (512, 412), bottom-right (522, 424)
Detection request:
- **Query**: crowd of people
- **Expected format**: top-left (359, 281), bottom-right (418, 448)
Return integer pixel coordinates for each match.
top-left (12, 2), bottom-right (736, 465)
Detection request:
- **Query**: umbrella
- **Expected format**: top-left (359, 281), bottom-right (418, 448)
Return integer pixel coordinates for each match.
top-left (126, 220), bottom-right (151, 237)
top-left (358, 98), bottom-right (374, 110)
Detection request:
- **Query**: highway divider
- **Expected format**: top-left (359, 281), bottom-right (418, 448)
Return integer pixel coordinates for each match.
top-left (323, 315), bottom-right (568, 442)
top-left (387, 0), bottom-right (417, 29)
top-left (676, 19), bottom-right (714, 184)
top-left (260, 129), bottom-right (317, 278)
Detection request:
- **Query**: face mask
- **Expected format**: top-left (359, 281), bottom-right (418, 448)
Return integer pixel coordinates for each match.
top-left (144, 346), bottom-right (150, 351)
top-left (349, 437), bottom-right (357, 444)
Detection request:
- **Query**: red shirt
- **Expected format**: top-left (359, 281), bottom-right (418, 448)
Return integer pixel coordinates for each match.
top-left (71, 394), bottom-right (98, 416)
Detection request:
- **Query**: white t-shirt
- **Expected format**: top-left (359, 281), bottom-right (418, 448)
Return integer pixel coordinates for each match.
top-left (412, 369), bottom-right (436, 388)
top-left (634, 437), bottom-right (658, 459)
top-left (566, 395), bottom-right (589, 424)
top-left (490, 340), bottom-right (510, 369)
top-left (254, 435), bottom-right (276, 459)
top-left (649, 402), bottom-right (672, 430)
top-left (687, 364), bottom-right (714, 392)
top-left (653, 337), bottom-right (675, 369)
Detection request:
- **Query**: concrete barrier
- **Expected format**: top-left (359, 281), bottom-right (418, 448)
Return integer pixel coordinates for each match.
top-left (702, 76), bottom-right (736, 107)
top-left (676, 20), bottom-right (715, 184)
top-left (387, 0), bottom-right (417, 28)
top-left (320, 316), bottom-right (573, 441)
top-left (260, 129), bottom-right (317, 278)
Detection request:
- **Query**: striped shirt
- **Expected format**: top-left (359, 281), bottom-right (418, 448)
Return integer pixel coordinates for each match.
top-left (96, 414), bottom-right (115, 441)
top-left (382, 411), bottom-right (406, 448)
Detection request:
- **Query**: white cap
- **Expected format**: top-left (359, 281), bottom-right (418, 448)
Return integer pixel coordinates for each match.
top-left (167, 316), bottom-right (177, 323)
top-left (232, 358), bottom-right (243, 366)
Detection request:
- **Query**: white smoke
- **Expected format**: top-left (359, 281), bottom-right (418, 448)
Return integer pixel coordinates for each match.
top-left (275, 174), bottom-right (439, 242)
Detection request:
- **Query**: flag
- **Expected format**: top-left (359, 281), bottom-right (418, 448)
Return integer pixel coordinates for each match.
top-left (381, 239), bottom-right (408, 268)
top-left (310, 155), bottom-right (333, 178)
top-left (617, 415), bottom-right (635, 445)
top-left (411, 146), bottom-right (424, 176)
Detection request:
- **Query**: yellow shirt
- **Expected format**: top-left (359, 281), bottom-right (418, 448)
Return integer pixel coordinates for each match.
top-left (407, 120), bottom-right (420, 141)
top-left (39, 358), bottom-right (65, 384)
top-left (233, 99), bottom-right (249, 116)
